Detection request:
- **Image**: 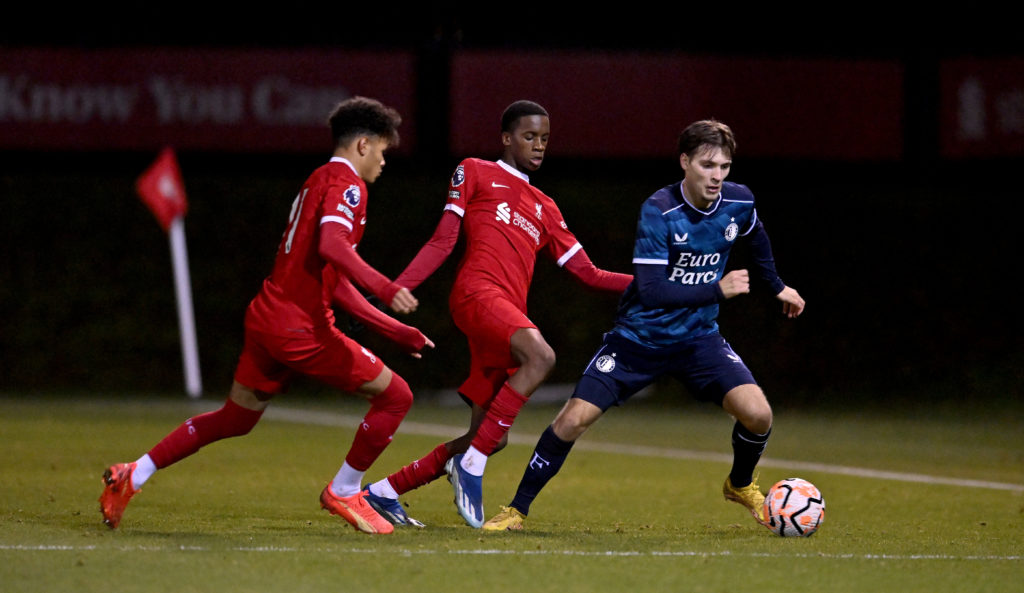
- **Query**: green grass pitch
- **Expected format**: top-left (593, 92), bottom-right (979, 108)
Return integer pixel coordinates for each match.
top-left (2, 392), bottom-right (1021, 593)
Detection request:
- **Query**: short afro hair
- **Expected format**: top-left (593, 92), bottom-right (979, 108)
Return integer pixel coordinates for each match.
top-left (328, 96), bottom-right (402, 148)
top-left (501, 100), bottom-right (549, 133)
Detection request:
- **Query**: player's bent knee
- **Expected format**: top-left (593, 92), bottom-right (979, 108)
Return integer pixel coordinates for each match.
top-left (551, 402), bottom-right (601, 441)
top-left (512, 329), bottom-right (557, 373)
top-left (532, 334), bottom-right (556, 365)
top-left (373, 372), bottom-right (413, 414)
top-left (741, 403), bottom-right (773, 434)
top-left (210, 399), bottom-right (264, 439)
top-left (537, 344), bottom-right (556, 372)
top-left (522, 341), bottom-right (556, 377)
top-left (228, 381), bottom-right (272, 410)
top-left (551, 418), bottom-right (587, 442)
top-left (724, 385), bottom-right (772, 433)
top-left (359, 366), bottom-right (394, 397)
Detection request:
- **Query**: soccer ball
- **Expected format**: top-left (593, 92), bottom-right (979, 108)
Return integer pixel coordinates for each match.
top-left (763, 478), bottom-right (825, 537)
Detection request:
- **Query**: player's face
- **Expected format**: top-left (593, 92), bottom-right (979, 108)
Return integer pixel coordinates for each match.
top-left (680, 144), bottom-right (731, 208)
top-left (358, 136), bottom-right (390, 183)
top-left (502, 115), bottom-right (550, 173)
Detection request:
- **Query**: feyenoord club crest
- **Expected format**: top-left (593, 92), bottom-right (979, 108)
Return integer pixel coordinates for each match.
top-left (595, 354), bottom-right (616, 373)
top-left (724, 221), bottom-right (739, 241)
top-left (344, 185), bottom-right (361, 207)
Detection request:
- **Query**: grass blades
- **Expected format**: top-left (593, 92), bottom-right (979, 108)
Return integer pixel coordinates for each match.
top-left (2, 392), bottom-right (1021, 593)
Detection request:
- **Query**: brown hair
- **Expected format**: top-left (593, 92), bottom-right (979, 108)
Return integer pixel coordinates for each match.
top-left (677, 119), bottom-right (736, 158)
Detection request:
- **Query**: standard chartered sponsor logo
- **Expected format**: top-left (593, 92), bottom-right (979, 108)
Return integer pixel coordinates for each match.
top-left (496, 202), bottom-right (511, 223)
top-left (495, 202), bottom-right (540, 245)
top-left (512, 211), bottom-right (540, 245)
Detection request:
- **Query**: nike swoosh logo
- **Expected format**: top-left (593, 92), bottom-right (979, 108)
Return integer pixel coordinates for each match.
top-left (497, 420), bottom-right (512, 427)
top-left (492, 182), bottom-right (510, 188)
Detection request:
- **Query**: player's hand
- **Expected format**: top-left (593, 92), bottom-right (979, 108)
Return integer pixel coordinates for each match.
top-left (390, 287), bottom-right (418, 314)
top-left (718, 269), bottom-right (750, 299)
top-left (409, 336), bottom-right (435, 359)
top-left (776, 286), bottom-right (805, 318)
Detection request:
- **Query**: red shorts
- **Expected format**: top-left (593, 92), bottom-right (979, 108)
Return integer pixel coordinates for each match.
top-left (450, 292), bottom-right (535, 407)
top-left (233, 325), bottom-right (384, 395)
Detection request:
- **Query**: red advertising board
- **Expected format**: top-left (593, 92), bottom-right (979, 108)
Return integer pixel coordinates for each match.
top-left (0, 48), bottom-right (417, 153)
top-left (940, 58), bottom-right (1024, 158)
top-left (450, 51), bottom-right (904, 160)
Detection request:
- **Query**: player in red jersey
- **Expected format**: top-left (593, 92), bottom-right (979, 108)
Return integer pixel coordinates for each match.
top-left (362, 100), bottom-right (632, 528)
top-left (98, 97), bottom-right (433, 535)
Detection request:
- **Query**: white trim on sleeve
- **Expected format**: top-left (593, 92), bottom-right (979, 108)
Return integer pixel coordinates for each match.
top-left (739, 208), bottom-right (758, 236)
top-left (444, 203), bottom-right (466, 217)
top-left (556, 243), bottom-right (583, 267)
top-left (633, 257), bottom-right (668, 265)
top-left (321, 215), bottom-right (353, 231)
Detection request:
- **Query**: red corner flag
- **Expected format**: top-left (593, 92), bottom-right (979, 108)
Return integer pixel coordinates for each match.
top-left (136, 147), bottom-right (188, 232)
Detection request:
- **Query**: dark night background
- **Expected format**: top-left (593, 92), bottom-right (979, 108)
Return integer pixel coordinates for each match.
top-left (2, 12), bottom-right (1021, 410)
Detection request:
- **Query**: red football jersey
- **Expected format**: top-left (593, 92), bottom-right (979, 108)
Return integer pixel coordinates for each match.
top-left (246, 157), bottom-right (369, 336)
top-left (446, 159), bottom-right (581, 310)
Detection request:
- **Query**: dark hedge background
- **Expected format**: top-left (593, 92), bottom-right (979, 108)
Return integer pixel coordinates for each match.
top-left (2, 14), bottom-right (1022, 408)
top-left (3, 152), bottom-right (1022, 408)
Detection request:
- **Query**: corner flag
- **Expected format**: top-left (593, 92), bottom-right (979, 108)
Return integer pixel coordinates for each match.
top-left (136, 148), bottom-right (203, 398)
top-left (136, 147), bottom-right (188, 233)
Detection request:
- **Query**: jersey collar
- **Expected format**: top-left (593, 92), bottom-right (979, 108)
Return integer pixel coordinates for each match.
top-left (679, 181), bottom-right (721, 215)
top-left (330, 156), bottom-right (360, 178)
top-left (496, 159), bottom-right (530, 183)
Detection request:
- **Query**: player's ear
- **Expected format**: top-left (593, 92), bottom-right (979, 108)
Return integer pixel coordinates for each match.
top-left (501, 132), bottom-right (512, 147)
top-left (356, 136), bottom-right (369, 156)
top-left (679, 153), bottom-right (690, 172)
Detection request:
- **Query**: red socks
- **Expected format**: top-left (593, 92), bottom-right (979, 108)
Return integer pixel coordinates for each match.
top-left (386, 443), bottom-right (450, 495)
top-left (344, 373), bottom-right (414, 471)
top-left (378, 381), bottom-right (528, 494)
top-left (147, 399), bottom-right (264, 469)
top-left (147, 374), bottom-right (412, 475)
top-left (470, 383), bottom-right (528, 455)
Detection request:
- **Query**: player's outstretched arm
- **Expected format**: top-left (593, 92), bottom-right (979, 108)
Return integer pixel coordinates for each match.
top-left (775, 285), bottom-right (805, 318)
top-left (717, 269), bottom-right (751, 299)
top-left (395, 210), bottom-right (462, 290)
top-left (319, 220), bottom-right (412, 313)
top-left (743, 219), bottom-right (787, 295)
top-left (390, 287), bottom-right (419, 315)
top-left (562, 248), bottom-right (632, 293)
top-left (408, 336), bottom-right (436, 359)
top-left (635, 263), bottom-right (727, 308)
top-left (332, 275), bottom-right (433, 355)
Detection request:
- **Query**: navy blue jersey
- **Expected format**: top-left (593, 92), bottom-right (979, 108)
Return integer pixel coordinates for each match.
top-left (611, 180), bottom-right (783, 348)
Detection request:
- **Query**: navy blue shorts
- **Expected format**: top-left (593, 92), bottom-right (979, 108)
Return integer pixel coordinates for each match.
top-left (573, 331), bottom-right (756, 411)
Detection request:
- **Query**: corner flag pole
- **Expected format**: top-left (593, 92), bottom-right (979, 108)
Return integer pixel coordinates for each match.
top-left (136, 147), bottom-right (202, 398)
top-left (169, 216), bottom-right (203, 398)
